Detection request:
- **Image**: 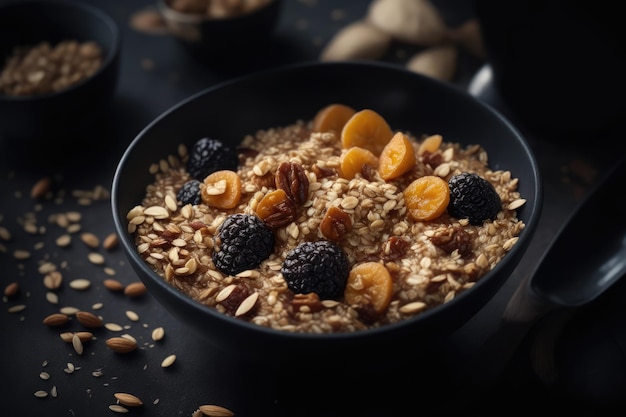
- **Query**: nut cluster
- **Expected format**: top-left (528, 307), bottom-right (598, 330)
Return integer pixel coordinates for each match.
top-left (0, 39), bottom-right (103, 96)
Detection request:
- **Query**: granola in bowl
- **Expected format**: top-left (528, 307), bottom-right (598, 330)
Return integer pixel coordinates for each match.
top-left (126, 104), bottom-right (526, 334)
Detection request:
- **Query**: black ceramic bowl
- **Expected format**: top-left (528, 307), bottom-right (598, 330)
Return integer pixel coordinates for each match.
top-left (0, 0), bottom-right (120, 141)
top-left (112, 61), bottom-right (542, 371)
top-left (157, 0), bottom-right (282, 62)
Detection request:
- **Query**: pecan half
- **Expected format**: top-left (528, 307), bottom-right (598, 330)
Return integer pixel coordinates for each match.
top-left (276, 161), bottom-right (309, 205)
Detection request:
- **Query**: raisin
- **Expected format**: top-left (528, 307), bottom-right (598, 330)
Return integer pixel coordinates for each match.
top-left (319, 206), bottom-right (352, 241)
top-left (218, 284), bottom-right (250, 316)
top-left (430, 226), bottom-right (472, 257)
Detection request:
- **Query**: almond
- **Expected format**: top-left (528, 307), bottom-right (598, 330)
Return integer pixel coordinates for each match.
top-left (124, 281), bottom-right (147, 298)
top-left (103, 278), bottom-right (125, 292)
top-left (31, 177), bottom-right (51, 199)
top-left (75, 310), bottom-right (103, 328)
top-left (60, 331), bottom-right (94, 343)
top-left (114, 392), bottom-right (143, 407)
top-left (42, 313), bottom-right (69, 326)
top-left (103, 232), bottom-right (119, 250)
top-left (198, 404), bottom-right (235, 417)
top-left (105, 337), bottom-right (138, 353)
top-left (4, 281), bottom-right (19, 297)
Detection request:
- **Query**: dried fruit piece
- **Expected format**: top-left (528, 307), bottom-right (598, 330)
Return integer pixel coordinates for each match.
top-left (448, 172), bottom-right (501, 225)
top-left (344, 262), bottom-right (393, 314)
top-left (255, 189), bottom-right (297, 228)
top-left (188, 137), bottom-right (238, 181)
top-left (417, 134), bottom-right (443, 155)
top-left (340, 146), bottom-right (379, 180)
top-left (212, 214), bottom-right (274, 276)
top-left (312, 103), bottom-right (356, 133)
top-left (281, 241), bottom-right (349, 300)
top-left (319, 206), bottom-right (352, 241)
top-left (378, 131), bottom-right (416, 180)
top-left (201, 170), bottom-right (242, 209)
top-left (403, 175), bottom-right (450, 221)
top-left (177, 179), bottom-right (203, 205)
top-left (341, 108), bottom-right (393, 156)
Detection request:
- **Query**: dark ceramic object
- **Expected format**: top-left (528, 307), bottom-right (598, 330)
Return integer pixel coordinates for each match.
top-left (157, 0), bottom-right (282, 62)
top-left (474, 0), bottom-right (626, 137)
top-left (111, 61), bottom-right (542, 370)
top-left (0, 0), bottom-right (120, 141)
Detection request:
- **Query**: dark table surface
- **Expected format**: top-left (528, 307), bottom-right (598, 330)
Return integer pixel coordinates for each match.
top-left (2, 1), bottom-right (625, 416)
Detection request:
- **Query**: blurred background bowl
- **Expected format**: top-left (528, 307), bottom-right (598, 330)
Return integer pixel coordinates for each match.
top-left (0, 0), bottom-right (120, 142)
top-left (157, 0), bottom-right (282, 65)
top-left (112, 61), bottom-right (542, 372)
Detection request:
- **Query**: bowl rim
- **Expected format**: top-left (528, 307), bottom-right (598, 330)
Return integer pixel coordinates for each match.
top-left (0, 0), bottom-right (121, 102)
top-left (112, 60), bottom-right (543, 343)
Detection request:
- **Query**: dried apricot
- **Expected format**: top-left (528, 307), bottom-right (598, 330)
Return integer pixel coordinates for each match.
top-left (344, 262), bottom-right (393, 314)
top-left (340, 108), bottom-right (393, 156)
top-left (417, 134), bottom-right (442, 155)
top-left (312, 103), bottom-right (356, 133)
top-left (378, 132), bottom-right (416, 180)
top-left (403, 175), bottom-right (450, 221)
top-left (201, 170), bottom-right (242, 209)
top-left (339, 146), bottom-right (379, 180)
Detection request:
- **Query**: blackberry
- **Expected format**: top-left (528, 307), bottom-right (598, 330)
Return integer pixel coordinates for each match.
top-left (188, 137), bottom-right (238, 180)
top-left (212, 214), bottom-right (274, 276)
top-left (448, 172), bottom-right (501, 225)
top-left (176, 179), bottom-right (202, 205)
top-left (281, 240), bottom-right (349, 300)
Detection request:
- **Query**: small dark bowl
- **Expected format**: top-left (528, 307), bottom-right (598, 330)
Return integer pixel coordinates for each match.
top-left (112, 61), bottom-right (542, 371)
top-left (157, 0), bottom-right (282, 63)
top-left (0, 0), bottom-right (120, 141)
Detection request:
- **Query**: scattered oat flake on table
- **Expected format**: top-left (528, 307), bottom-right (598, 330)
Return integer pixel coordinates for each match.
top-left (69, 278), bottom-right (91, 290)
top-left (161, 354), bottom-right (176, 368)
top-left (88, 252), bottom-right (105, 265)
top-left (34, 390), bottom-right (48, 398)
top-left (109, 404), bottom-right (129, 413)
top-left (151, 326), bottom-right (165, 341)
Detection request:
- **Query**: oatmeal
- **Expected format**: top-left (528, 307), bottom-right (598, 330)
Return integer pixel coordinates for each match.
top-left (126, 104), bottom-right (526, 334)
